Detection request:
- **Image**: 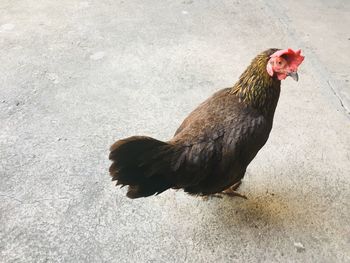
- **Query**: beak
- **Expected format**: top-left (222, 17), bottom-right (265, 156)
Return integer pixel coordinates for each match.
top-left (288, 71), bottom-right (299, 82)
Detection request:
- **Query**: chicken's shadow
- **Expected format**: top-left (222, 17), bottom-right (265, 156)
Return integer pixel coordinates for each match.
top-left (205, 190), bottom-right (320, 231)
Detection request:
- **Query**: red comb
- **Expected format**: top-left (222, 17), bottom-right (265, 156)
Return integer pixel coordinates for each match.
top-left (271, 48), bottom-right (304, 69)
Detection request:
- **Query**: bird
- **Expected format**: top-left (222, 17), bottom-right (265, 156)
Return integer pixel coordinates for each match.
top-left (109, 48), bottom-right (304, 199)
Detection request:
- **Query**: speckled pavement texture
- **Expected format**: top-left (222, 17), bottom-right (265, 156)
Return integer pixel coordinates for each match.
top-left (1, 0), bottom-right (349, 262)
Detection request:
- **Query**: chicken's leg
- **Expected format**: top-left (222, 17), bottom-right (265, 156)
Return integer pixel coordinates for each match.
top-left (221, 181), bottom-right (247, 199)
top-left (201, 181), bottom-right (247, 200)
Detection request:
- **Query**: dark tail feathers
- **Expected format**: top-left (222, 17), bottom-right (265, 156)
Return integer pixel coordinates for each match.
top-left (109, 136), bottom-right (175, 198)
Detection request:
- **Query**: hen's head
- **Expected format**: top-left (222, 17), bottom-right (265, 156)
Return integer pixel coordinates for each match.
top-left (266, 48), bottom-right (304, 81)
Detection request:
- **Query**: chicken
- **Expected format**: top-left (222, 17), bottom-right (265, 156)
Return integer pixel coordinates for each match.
top-left (109, 48), bottom-right (304, 199)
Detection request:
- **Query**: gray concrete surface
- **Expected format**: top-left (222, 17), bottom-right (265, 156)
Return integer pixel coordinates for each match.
top-left (1, 0), bottom-right (349, 262)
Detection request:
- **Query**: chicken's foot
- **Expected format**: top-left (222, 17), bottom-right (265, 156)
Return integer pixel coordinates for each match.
top-left (201, 181), bottom-right (247, 200)
top-left (221, 181), bottom-right (247, 199)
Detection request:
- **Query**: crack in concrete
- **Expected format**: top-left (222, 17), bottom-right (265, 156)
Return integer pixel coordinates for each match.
top-left (327, 80), bottom-right (349, 113)
top-left (262, 0), bottom-right (350, 117)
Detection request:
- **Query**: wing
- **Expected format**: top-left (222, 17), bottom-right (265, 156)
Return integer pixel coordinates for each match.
top-left (170, 88), bottom-right (268, 188)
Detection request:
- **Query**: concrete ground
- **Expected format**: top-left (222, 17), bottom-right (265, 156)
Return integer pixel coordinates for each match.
top-left (1, 0), bottom-right (349, 262)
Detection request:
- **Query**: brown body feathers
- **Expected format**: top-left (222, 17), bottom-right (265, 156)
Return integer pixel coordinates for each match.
top-left (109, 49), bottom-right (282, 198)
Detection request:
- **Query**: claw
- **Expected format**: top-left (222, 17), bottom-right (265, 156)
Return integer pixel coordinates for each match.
top-left (221, 181), bottom-right (247, 199)
top-left (222, 191), bottom-right (248, 199)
